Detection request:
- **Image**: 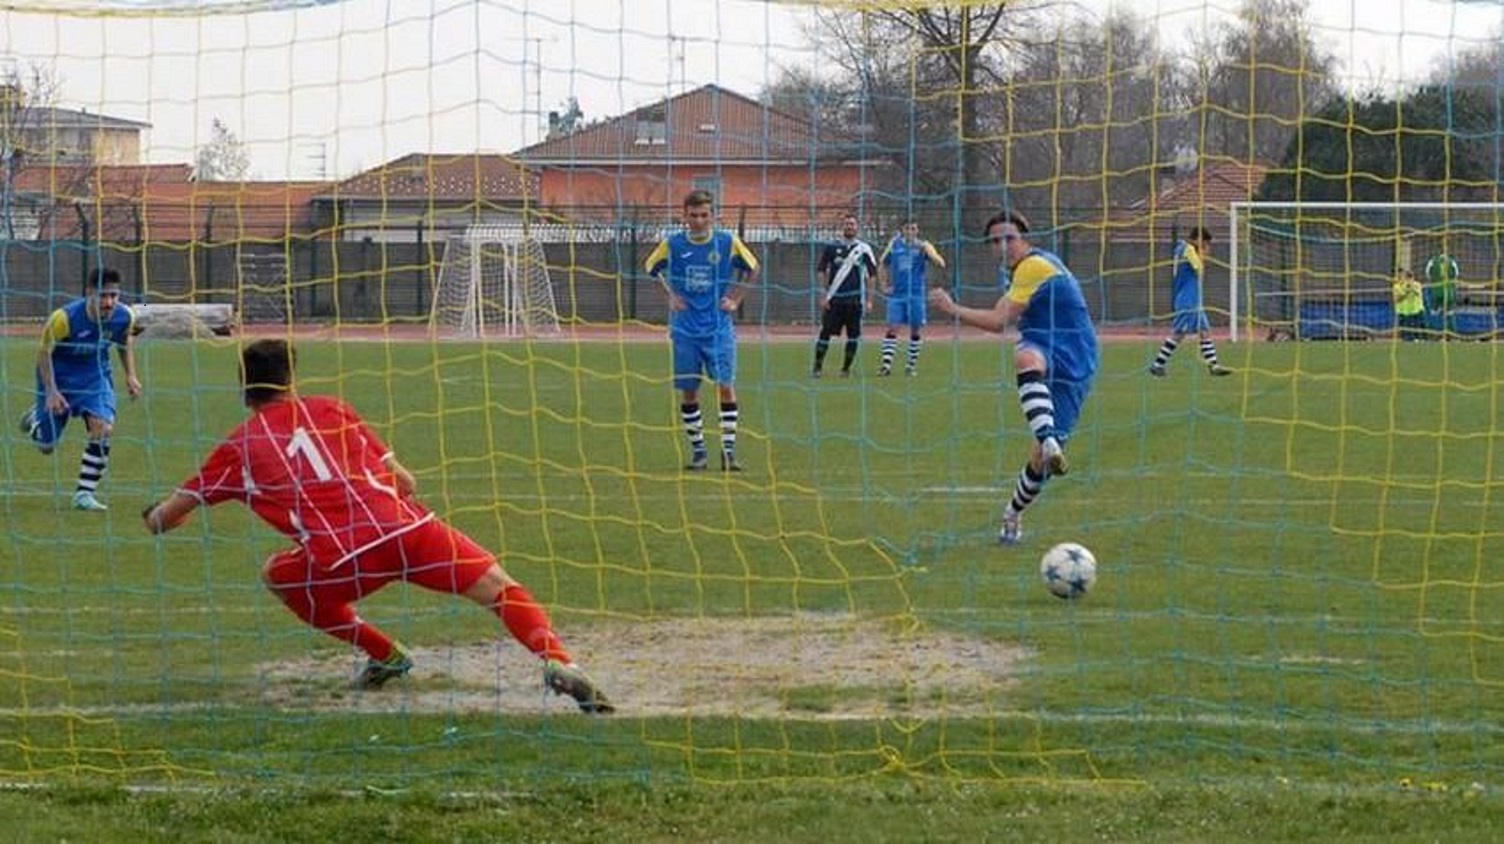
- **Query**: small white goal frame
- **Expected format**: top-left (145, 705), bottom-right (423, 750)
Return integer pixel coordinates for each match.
top-left (429, 224), bottom-right (562, 339)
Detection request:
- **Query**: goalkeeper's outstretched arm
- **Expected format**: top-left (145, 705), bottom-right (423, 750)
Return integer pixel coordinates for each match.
top-left (142, 493), bottom-right (199, 535)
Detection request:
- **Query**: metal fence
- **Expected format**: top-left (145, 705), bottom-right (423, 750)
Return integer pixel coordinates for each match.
top-left (0, 228), bottom-right (1207, 329)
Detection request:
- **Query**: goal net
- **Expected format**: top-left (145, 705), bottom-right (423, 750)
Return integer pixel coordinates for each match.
top-left (1231, 202), bottom-right (1504, 340)
top-left (13, 0), bottom-right (1504, 817)
top-left (430, 224), bottom-right (562, 338)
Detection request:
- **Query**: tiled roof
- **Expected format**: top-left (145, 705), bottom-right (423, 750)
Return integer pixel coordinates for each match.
top-left (13, 163), bottom-right (194, 198)
top-left (515, 84), bottom-right (853, 163)
top-left (1103, 159), bottom-right (1273, 240)
top-left (1133, 159), bottom-right (1270, 214)
top-left (321, 153), bottom-right (540, 201)
top-left (13, 165), bottom-right (327, 241)
top-left (130, 181), bottom-right (333, 241)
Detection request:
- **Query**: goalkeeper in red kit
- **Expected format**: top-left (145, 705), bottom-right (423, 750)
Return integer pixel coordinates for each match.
top-left (141, 339), bottom-right (613, 714)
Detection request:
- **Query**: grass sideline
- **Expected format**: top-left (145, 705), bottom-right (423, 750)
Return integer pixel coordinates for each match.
top-left (4, 336), bottom-right (1504, 839)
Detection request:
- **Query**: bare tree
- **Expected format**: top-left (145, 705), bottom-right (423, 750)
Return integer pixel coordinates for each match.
top-left (789, 3), bottom-right (1036, 214)
top-left (1192, 0), bottom-right (1337, 163)
top-left (999, 9), bottom-right (1191, 215)
top-left (0, 62), bottom-right (77, 240)
top-left (193, 117), bottom-right (251, 181)
top-left (1429, 29), bottom-right (1504, 90)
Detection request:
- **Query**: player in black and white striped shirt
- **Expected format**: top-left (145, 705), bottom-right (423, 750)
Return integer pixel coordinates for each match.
top-left (811, 213), bottom-right (878, 378)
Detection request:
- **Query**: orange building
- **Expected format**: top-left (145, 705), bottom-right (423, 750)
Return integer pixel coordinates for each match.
top-left (514, 84), bottom-right (876, 227)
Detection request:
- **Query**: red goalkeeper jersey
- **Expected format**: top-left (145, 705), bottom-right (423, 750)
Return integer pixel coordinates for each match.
top-left (179, 395), bottom-right (433, 568)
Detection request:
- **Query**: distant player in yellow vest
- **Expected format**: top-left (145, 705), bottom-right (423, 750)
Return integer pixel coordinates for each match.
top-left (1391, 268), bottom-right (1425, 341)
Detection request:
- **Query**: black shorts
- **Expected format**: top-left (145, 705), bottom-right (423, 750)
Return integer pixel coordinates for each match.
top-left (820, 298), bottom-right (864, 338)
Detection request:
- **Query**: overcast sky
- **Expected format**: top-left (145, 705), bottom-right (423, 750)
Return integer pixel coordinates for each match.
top-left (2, 0), bottom-right (1501, 180)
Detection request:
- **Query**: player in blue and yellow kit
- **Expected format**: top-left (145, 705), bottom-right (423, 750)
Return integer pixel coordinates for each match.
top-left (877, 220), bottom-right (946, 376)
top-left (929, 210), bottom-right (1099, 545)
top-left (19, 267), bottom-right (142, 511)
top-left (1148, 226), bottom-right (1230, 377)
top-left (645, 190), bottom-right (760, 471)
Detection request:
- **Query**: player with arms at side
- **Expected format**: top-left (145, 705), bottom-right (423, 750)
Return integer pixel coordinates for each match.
top-left (877, 219), bottom-right (946, 377)
top-left (645, 189), bottom-right (760, 471)
top-left (929, 209), bottom-right (1099, 545)
top-left (141, 339), bottom-right (613, 713)
top-left (1147, 226), bottom-right (1231, 377)
top-left (810, 212), bottom-right (877, 378)
top-left (19, 267), bottom-right (142, 511)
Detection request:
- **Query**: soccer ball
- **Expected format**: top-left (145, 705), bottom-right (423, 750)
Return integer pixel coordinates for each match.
top-left (1039, 542), bottom-right (1097, 600)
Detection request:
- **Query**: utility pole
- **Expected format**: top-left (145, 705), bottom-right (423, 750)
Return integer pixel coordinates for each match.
top-left (533, 38), bottom-right (544, 143)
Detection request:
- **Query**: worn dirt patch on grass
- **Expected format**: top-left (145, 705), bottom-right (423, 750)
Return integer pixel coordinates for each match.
top-left (254, 613), bottom-right (1030, 720)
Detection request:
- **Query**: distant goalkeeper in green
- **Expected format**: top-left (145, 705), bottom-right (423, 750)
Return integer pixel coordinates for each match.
top-left (1422, 253), bottom-right (1460, 336)
top-left (1148, 226), bottom-right (1231, 378)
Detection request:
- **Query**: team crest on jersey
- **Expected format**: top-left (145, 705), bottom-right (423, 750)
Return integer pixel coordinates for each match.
top-left (706, 250), bottom-right (721, 266)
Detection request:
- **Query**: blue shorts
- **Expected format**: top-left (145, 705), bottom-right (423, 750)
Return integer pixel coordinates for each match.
top-left (672, 333), bottom-right (737, 392)
top-left (1172, 308), bottom-right (1211, 335)
top-left (1047, 375), bottom-right (1092, 439)
top-left (32, 383), bottom-right (115, 448)
top-left (886, 297), bottom-right (926, 330)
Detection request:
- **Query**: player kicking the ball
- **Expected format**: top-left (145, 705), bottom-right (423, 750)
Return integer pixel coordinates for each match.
top-left (929, 209), bottom-right (1099, 545)
top-left (141, 339), bottom-right (613, 714)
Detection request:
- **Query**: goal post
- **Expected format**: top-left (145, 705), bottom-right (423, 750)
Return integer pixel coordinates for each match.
top-left (1230, 202), bottom-right (1504, 341)
top-left (430, 224), bottom-right (562, 339)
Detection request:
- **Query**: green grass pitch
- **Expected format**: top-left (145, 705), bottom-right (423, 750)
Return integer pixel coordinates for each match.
top-left (4, 335), bottom-right (1504, 840)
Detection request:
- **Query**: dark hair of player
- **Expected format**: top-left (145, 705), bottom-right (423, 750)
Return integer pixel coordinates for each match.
top-left (242, 338), bottom-right (295, 406)
top-left (982, 209), bottom-right (1030, 237)
top-left (86, 267), bottom-right (122, 292)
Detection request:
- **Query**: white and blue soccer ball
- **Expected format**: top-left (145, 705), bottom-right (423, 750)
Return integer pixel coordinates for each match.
top-left (1039, 542), bottom-right (1097, 600)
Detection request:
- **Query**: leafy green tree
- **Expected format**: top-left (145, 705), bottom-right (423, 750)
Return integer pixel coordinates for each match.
top-left (1259, 84), bottom-right (1500, 202)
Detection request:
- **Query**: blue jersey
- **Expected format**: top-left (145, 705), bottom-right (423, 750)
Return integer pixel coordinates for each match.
top-left (1171, 240), bottom-right (1204, 312)
top-left (42, 297), bottom-right (135, 393)
top-left (881, 237), bottom-right (939, 298)
top-left (645, 229), bottom-right (759, 339)
top-left (1003, 248), bottom-right (1099, 383)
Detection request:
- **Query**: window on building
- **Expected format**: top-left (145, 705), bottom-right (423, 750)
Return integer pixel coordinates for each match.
top-left (634, 107), bottom-right (667, 146)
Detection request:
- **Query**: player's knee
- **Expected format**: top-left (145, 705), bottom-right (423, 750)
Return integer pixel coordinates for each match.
top-left (1015, 351), bottom-right (1047, 373)
top-left (462, 564), bottom-right (511, 605)
top-left (260, 554), bottom-right (297, 591)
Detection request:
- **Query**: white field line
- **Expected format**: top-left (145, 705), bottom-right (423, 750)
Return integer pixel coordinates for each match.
top-left (0, 701), bottom-right (1497, 738)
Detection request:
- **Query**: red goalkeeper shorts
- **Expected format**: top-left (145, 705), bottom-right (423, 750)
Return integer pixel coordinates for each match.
top-left (261, 519), bottom-right (496, 604)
